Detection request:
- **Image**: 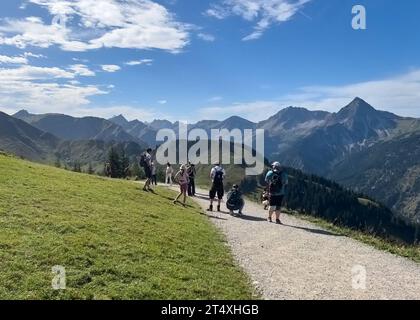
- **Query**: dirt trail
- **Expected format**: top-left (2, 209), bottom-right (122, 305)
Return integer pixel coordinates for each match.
top-left (183, 187), bottom-right (420, 300)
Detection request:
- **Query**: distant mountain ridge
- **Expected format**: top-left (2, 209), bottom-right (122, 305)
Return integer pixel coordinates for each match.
top-left (1, 111), bottom-right (145, 172)
top-left (14, 111), bottom-right (144, 146)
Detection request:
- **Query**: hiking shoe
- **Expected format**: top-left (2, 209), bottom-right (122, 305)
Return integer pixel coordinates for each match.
top-left (207, 205), bottom-right (213, 212)
top-left (217, 205), bottom-right (221, 212)
top-left (276, 219), bottom-right (282, 225)
top-left (268, 217), bottom-right (272, 223)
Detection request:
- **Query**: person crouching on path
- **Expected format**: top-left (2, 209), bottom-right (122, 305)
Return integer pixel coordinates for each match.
top-left (207, 164), bottom-right (225, 212)
top-left (226, 184), bottom-right (244, 216)
top-left (173, 164), bottom-right (189, 206)
top-left (265, 162), bottom-right (288, 224)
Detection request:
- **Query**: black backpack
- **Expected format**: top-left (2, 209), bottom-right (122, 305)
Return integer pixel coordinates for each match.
top-left (213, 170), bottom-right (224, 185)
top-left (269, 171), bottom-right (283, 194)
top-left (139, 153), bottom-right (148, 168)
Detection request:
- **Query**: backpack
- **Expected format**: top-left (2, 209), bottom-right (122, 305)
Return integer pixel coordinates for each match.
top-left (213, 169), bottom-right (224, 185)
top-left (139, 153), bottom-right (148, 168)
top-left (269, 170), bottom-right (283, 194)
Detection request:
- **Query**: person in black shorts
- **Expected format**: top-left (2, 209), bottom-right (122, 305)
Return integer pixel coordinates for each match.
top-left (207, 164), bottom-right (225, 212)
top-left (265, 162), bottom-right (288, 224)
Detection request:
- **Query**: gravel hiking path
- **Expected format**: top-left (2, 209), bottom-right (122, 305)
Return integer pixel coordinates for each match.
top-left (170, 186), bottom-right (420, 300)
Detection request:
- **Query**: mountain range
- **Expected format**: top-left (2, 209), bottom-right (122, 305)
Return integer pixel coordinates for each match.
top-left (2, 97), bottom-right (419, 222)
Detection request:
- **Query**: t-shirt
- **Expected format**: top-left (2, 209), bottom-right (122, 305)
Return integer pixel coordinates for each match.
top-left (175, 170), bottom-right (189, 185)
top-left (265, 170), bottom-right (288, 196)
top-left (144, 152), bottom-right (152, 168)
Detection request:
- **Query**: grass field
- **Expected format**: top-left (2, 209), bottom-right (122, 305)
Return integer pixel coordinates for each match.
top-left (0, 154), bottom-right (255, 300)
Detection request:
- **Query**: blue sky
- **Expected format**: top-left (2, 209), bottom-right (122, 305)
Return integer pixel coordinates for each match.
top-left (0, 0), bottom-right (420, 122)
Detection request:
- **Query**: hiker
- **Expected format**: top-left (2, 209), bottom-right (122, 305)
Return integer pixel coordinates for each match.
top-left (226, 184), bottom-right (244, 216)
top-left (140, 148), bottom-right (153, 191)
top-left (173, 164), bottom-right (189, 206)
top-left (207, 163), bottom-right (225, 212)
top-left (265, 162), bottom-right (288, 224)
top-left (151, 161), bottom-right (157, 186)
top-left (165, 162), bottom-right (173, 186)
top-left (187, 162), bottom-right (196, 196)
top-left (105, 161), bottom-right (112, 178)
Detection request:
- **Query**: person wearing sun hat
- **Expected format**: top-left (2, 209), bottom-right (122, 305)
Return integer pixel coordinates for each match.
top-left (173, 164), bottom-right (190, 206)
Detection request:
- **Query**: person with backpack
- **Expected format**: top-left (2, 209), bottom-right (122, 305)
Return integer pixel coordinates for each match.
top-left (165, 162), bottom-right (174, 186)
top-left (265, 162), bottom-right (288, 224)
top-left (187, 162), bottom-right (196, 196)
top-left (226, 184), bottom-right (244, 216)
top-left (140, 148), bottom-right (153, 191)
top-left (173, 164), bottom-right (190, 206)
top-left (207, 164), bottom-right (225, 212)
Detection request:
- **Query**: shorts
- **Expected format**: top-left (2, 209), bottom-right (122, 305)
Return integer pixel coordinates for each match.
top-left (209, 184), bottom-right (224, 200)
top-left (144, 166), bottom-right (152, 179)
top-left (269, 195), bottom-right (284, 211)
top-left (179, 183), bottom-right (188, 193)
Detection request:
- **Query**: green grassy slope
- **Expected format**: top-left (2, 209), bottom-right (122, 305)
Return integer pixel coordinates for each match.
top-left (0, 154), bottom-right (254, 300)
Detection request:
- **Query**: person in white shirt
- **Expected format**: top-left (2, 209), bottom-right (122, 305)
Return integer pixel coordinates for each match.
top-left (207, 164), bottom-right (226, 212)
top-left (173, 164), bottom-right (190, 206)
top-left (165, 162), bottom-right (174, 186)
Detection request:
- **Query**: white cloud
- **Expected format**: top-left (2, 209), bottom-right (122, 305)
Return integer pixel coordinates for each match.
top-left (23, 52), bottom-right (46, 59)
top-left (197, 33), bottom-right (216, 42)
top-left (101, 64), bottom-right (121, 72)
top-left (0, 65), bottom-right (75, 80)
top-left (206, 0), bottom-right (310, 40)
top-left (125, 59), bottom-right (153, 66)
top-left (0, 0), bottom-right (190, 52)
top-left (198, 69), bottom-right (420, 120)
top-left (208, 96), bottom-right (223, 102)
top-left (157, 100), bottom-right (167, 105)
top-left (72, 57), bottom-right (89, 63)
top-left (0, 64), bottom-right (108, 114)
top-left (0, 55), bottom-right (28, 64)
top-left (68, 64), bottom-right (95, 76)
top-left (0, 78), bottom-right (106, 114)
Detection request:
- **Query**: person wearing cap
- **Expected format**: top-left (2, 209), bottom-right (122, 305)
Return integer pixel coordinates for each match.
top-left (207, 163), bottom-right (226, 212)
top-left (173, 164), bottom-right (190, 206)
top-left (226, 184), bottom-right (245, 216)
top-left (265, 162), bottom-right (288, 224)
